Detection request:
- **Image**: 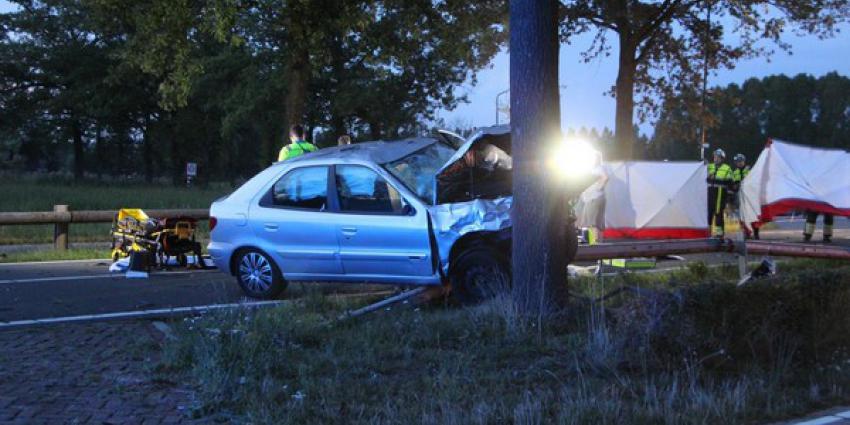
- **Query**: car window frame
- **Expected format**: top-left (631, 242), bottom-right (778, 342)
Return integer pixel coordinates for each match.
top-left (258, 165), bottom-right (333, 212)
top-left (329, 164), bottom-right (415, 217)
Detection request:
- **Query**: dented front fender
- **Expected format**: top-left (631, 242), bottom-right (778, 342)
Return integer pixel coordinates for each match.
top-left (428, 196), bottom-right (513, 275)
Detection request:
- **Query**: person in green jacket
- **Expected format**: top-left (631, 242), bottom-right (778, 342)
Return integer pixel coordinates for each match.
top-left (707, 148), bottom-right (733, 238)
top-left (278, 124), bottom-right (317, 162)
top-left (730, 153), bottom-right (755, 238)
top-left (727, 153), bottom-right (750, 212)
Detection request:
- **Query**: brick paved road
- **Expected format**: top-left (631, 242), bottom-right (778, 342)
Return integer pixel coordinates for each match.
top-left (0, 321), bottom-right (211, 425)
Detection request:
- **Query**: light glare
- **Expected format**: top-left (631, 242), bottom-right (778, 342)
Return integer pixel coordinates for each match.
top-left (550, 137), bottom-right (598, 178)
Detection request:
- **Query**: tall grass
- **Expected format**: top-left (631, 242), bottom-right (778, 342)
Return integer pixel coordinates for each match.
top-left (0, 248), bottom-right (111, 263)
top-left (158, 261), bottom-right (850, 424)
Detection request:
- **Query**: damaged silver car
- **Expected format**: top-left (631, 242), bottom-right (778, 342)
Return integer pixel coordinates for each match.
top-left (208, 125), bottom-right (583, 301)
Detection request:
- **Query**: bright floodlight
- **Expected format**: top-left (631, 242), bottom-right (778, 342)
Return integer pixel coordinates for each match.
top-left (550, 137), bottom-right (599, 178)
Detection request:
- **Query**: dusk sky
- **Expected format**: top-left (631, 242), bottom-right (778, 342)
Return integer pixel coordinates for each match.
top-left (444, 27), bottom-right (850, 135)
top-left (3, 1), bottom-right (848, 135)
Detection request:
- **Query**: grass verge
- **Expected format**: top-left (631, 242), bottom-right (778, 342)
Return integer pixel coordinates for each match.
top-left (158, 261), bottom-right (850, 424)
top-left (0, 248), bottom-right (112, 263)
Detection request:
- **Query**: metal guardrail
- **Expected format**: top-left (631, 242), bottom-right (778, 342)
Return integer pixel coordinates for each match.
top-left (2, 206), bottom-right (849, 262)
top-left (0, 205), bottom-right (209, 250)
top-left (575, 238), bottom-right (850, 261)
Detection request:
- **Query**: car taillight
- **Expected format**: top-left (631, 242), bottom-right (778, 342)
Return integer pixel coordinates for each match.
top-left (209, 216), bottom-right (218, 231)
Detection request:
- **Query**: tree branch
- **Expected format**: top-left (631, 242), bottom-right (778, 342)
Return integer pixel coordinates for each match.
top-left (558, 2), bottom-right (618, 31)
top-left (635, 0), bottom-right (687, 43)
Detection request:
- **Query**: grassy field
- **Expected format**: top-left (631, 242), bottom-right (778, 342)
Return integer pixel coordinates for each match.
top-left (159, 260), bottom-right (850, 424)
top-left (0, 248), bottom-right (112, 263)
top-left (0, 176), bottom-right (233, 245)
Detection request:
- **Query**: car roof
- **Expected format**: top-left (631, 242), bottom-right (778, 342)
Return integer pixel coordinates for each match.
top-left (279, 137), bottom-right (439, 166)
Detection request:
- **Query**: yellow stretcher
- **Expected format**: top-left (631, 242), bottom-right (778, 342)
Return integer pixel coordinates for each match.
top-left (110, 208), bottom-right (206, 269)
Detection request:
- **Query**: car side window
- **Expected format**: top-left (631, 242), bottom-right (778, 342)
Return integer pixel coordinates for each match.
top-left (269, 166), bottom-right (328, 210)
top-left (335, 165), bottom-right (407, 214)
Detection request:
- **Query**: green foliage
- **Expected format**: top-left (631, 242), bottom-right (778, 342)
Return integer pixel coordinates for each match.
top-left (649, 72), bottom-right (850, 160)
top-left (2, 0), bottom-right (507, 179)
top-left (600, 262), bottom-right (850, 375)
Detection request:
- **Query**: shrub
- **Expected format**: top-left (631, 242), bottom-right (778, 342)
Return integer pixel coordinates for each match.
top-left (611, 265), bottom-right (850, 374)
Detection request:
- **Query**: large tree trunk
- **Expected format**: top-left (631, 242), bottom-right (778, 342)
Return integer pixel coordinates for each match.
top-left (71, 119), bottom-right (85, 181)
top-left (614, 33), bottom-right (638, 159)
top-left (368, 120), bottom-right (382, 140)
top-left (330, 114), bottom-right (346, 143)
top-left (284, 46), bottom-right (310, 138)
top-left (260, 128), bottom-right (274, 168)
top-left (509, 0), bottom-right (566, 318)
top-left (142, 116), bottom-right (154, 183)
top-left (168, 119), bottom-right (181, 186)
top-left (94, 125), bottom-right (103, 180)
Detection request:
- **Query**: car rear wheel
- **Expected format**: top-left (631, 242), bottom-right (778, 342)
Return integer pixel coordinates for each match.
top-left (450, 245), bottom-right (510, 305)
top-left (234, 249), bottom-right (287, 299)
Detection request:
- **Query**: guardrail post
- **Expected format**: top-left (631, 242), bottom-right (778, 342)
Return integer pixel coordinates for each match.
top-left (54, 204), bottom-right (69, 250)
top-left (736, 231), bottom-right (748, 283)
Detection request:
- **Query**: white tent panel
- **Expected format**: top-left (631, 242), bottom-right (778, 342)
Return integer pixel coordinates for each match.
top-left (582, 161), bottom-right (708, 239)
top-left (741, 139), bottom-right (850, 228)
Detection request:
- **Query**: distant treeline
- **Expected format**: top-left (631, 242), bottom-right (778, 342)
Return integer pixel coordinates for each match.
top-left (647, 72), bottom-right (850, 162)
top-left (559, 73), bottom-right (850, 163)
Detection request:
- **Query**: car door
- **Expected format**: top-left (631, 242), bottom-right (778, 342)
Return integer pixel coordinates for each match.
top-left (249, 165), bottom-right (343, 278)
top-left (331, 164), bottom-right (435, 281)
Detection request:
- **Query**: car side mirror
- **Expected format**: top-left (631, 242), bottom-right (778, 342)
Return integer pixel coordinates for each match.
top-left (401, 201), bottom-right (414, 216)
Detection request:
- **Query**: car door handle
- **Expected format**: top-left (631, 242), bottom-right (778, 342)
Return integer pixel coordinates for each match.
top-left (341, 227), bottom-right (358, 237)
top-left (264, 223), bottom-right (279, 232)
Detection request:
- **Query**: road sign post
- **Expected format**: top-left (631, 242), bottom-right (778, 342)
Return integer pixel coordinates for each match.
top-left (186, 162), bottom-right (197, 187)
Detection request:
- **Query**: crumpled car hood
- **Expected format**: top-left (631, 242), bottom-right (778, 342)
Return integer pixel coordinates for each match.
top-left (435, 125), bottom-right (511, 182)
top-left (428, 196), bottom-right (513, 275)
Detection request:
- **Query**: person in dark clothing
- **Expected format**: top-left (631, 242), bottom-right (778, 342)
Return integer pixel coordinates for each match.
top-left (707, 149), bottom-right (733, 238)
top-left (804, 211), bottom-right (833, 243)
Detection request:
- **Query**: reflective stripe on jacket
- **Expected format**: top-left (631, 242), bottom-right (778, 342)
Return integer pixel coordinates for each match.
top-left (708, 163), bottom-right (733, 180)
top-left (278, 141), bottom-right (318, 162)
top-left (732, 166), bottom-right (750, 183)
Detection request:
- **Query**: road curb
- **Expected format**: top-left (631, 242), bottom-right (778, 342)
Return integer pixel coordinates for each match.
top-left (0, 300), bottom-right (286, 330)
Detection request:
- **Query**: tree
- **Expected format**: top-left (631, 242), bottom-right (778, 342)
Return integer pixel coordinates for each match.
top-left (510, 0), bottom-right (565, 317)
top-left (1, 0), bottom-right (119, 180)
top-left (90, 0), bottom-right (508, 163)
top-left (560, 0), bottom-right (850, 159)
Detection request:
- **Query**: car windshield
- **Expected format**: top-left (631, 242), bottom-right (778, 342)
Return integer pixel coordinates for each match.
top-left (383, 142), bottom-right (456, 203)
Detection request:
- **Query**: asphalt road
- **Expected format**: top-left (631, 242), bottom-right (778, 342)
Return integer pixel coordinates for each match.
top-left (0, 261), bottom-right (242, 323)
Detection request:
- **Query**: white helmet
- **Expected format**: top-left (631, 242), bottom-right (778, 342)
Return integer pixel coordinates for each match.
top-left (733, 153), bottom-right (746, 162)
top-left (713, 148), bottom-right (726, 159)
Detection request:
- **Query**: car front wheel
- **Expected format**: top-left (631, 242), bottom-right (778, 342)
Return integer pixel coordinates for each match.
top-left (450, 245), bottom-right (510, 305)
top-left (234, 249), bottom-right (287, 299)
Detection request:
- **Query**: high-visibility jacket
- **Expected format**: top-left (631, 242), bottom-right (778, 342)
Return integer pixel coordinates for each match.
top-left (278, 140), bottom-right (317, 162)
top-left (731, 165), bottom-right (750, 183)
top-left (707, 163), bottom-right (733, 188)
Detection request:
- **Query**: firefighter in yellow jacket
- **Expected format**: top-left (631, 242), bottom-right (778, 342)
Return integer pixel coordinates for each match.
top-left (707, 149), bottom-right (733, 237)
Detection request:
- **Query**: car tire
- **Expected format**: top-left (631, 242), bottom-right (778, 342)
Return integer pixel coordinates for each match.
top-left (450, 245), bottom-right (510, 305)
top-left (234, 249), bottom-right (287, 299)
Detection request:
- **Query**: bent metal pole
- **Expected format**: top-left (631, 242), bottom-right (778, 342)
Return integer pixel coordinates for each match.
top-left (574, 239), bottom-right (850, 262)
top-left (745, 241), bottom-right (850, 260)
